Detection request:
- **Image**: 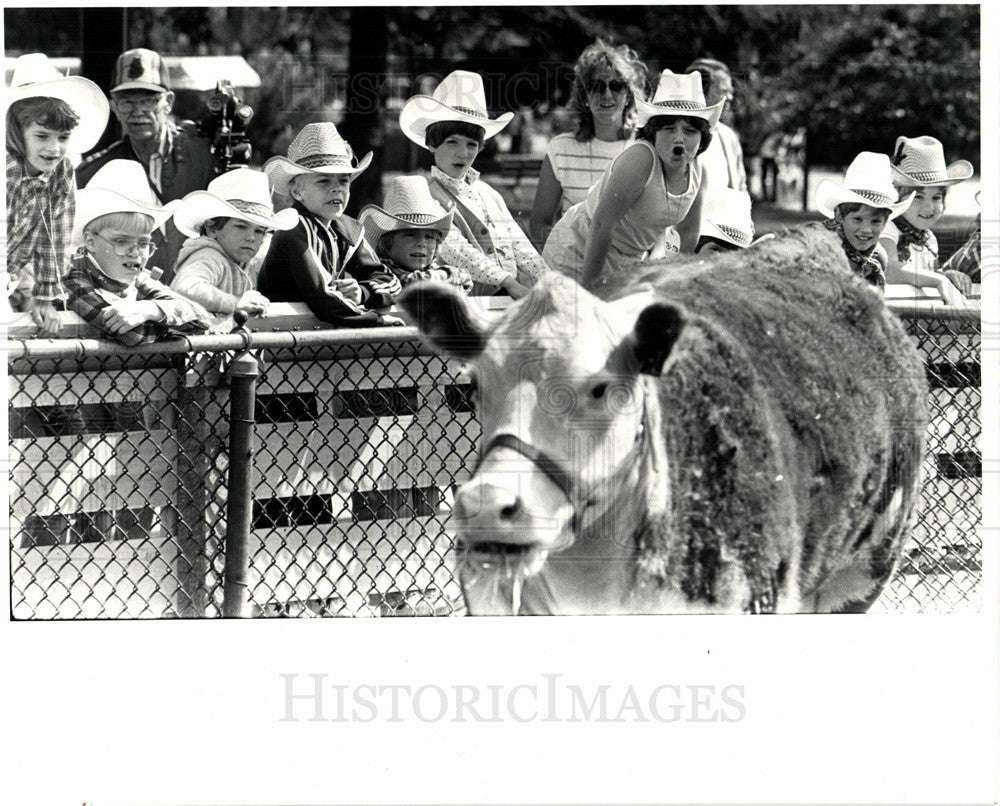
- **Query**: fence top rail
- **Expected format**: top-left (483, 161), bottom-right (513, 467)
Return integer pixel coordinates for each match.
top-left (3, 298), bottom-right (978, 361)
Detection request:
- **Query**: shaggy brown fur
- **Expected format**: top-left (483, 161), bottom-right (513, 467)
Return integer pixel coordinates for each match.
top-left (623, 224), bottom-right (927, 609)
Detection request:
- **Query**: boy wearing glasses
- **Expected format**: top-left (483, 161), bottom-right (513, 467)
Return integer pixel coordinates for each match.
top-left (76, 48), bottom-right (214, 283)
top-left (67, 160), bottom-right (211, 346)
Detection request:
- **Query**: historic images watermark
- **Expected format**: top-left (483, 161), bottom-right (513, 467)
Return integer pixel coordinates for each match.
top-left (279, 673), bottom-right (747, 724)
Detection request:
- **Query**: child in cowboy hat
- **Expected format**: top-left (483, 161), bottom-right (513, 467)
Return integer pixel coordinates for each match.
top-left (879, 135), bottom-right (975, 302)
top-left (65, 160), bottom-right (212, 346)
top-left (358, 175), bottom-right (473, 292)
top-left (542, 69), bottom-right (722, 289)
top-left (259, 122), bottom-right (405, 328)
top-left (399, 69), bottom-right (549, 299)
top-left (694, 187), bottom-right (770, 254)
top-left (170, 168), bottom-right (298, 316)
top-left (814, 151), bottom-right (912, 291)
top-left (5, 52), bottom-right (110, 336)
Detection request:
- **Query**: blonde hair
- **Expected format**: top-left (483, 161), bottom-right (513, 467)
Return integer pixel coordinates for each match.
top-left (84, 212), bottom-right (156, 236)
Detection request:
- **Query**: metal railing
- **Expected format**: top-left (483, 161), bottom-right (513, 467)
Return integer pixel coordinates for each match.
top-left (5, 303), bottom-right (981, 617)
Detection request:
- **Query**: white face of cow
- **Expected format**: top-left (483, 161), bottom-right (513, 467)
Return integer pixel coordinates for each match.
top-left (399, 276), bottom-right (685, 614)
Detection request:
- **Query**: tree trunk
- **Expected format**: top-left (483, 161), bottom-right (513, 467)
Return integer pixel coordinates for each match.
top-left (341, 7), bottom-right (389, 216)
top-left (79, 8), bottom-right (127, 155)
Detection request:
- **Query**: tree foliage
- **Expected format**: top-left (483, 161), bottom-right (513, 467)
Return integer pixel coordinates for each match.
top-left (3, 5), bottom-right (980, 170)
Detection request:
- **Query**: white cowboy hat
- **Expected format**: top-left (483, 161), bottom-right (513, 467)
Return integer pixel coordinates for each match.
top-left (398, 70), bottom-right (514, 149)
top-left (173, 168), bottom-right (299, 238)
top-left (358, 175), bottom-right (455, 249)
top-left (73, 159), bottom-right (178, 242)
top-left (263, 122), bottom-right (372, 195)
top-left (4, 52), bottom-right (110, 153)
top-left (110, 48), bottom-right (170, 94)
top-left (889, 135), bottom-right (974, 187)
top-left (700, 188), bottom-right (759, 248)
top-left (815, 151), bottom-right (913, 219)
top-left (634, 70), bottom-right (723, 128)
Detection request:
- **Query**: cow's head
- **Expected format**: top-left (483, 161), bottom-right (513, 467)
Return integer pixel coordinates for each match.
top-left (399, 275), bottom-right (685, 614)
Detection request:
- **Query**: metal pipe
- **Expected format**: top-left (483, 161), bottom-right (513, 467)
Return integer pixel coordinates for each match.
top-left (222, 326), bottom-right (260, 619)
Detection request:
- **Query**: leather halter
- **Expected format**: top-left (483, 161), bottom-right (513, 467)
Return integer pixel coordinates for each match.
top-left (475, 433), bottom-right (575, 501)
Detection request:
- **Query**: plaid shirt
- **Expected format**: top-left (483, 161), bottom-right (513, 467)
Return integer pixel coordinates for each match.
top-left (66, 251), bottom-right (211, 347)
top-left (5, 151), bottom-right (76, 302)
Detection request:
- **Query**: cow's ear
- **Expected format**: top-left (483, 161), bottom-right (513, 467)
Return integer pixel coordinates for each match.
top-left (629, 302), bottom-right (685, 376)
top-left (397, 281), bottom-right (488, 360)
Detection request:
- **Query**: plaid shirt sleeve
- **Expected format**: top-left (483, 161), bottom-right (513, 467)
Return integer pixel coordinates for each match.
top-left (135, 274), bottom-right (212, 335)
top-left (65, 259), bottom-right (164, 347)
top-left (5, 156), bottom-right (76, 302)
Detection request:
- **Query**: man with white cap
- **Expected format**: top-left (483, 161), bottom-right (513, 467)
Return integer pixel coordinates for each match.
top-left (76, 48), bottom-right (214, 283)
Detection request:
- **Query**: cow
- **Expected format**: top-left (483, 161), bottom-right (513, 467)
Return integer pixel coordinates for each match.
top-left (398, 224), bottom-right (928, 615)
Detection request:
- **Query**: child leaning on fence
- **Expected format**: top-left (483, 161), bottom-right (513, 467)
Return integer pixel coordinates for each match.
top-left (257, 123), bottom-right (405, 327)
top-left (880, 135), bottom-right (975, 304)
top-left (66, 160), bottom-right (212, 346)
top-left (399, 70), bottom-right (550, 299)
top-left (170, 168), bottom-right (298, 316)
top-left (358, 175), bottom-right (473, 292)
top-left (814, 151), bottom-right (912, 291)
top-left (4, 53), bottom-right (109, 336)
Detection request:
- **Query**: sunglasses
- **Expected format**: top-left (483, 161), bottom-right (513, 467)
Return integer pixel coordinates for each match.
top-left (585, 79), bottom-right (628, 96)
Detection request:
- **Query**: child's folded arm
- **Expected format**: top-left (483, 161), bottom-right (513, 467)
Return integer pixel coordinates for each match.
top-left (171, 253), bottom-right (240, 314)
top-left (436, 227), bottom-right (510, 288)
top-left (290, 241), bottom-right (384, 327)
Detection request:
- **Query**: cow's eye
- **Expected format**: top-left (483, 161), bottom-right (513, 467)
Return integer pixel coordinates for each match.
top-left (591, 382), bottom-right (608, 400)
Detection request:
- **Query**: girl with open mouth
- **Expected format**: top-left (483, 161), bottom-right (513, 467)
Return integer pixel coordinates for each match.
top-left (541, 69), bottom-right (724, 290)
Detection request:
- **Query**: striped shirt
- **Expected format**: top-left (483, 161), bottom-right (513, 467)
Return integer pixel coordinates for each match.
top-left (5, 152), bottom-right (76, 302)
top-left (544, 133), bottom-right (631, 214)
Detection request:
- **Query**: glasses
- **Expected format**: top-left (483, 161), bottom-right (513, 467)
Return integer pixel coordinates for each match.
top-left (585, 79), bottom-right (628, 96)
top-left (112, 95), bottom-right (165, 112)
top-left (93, 232), bottom-right (157, 257)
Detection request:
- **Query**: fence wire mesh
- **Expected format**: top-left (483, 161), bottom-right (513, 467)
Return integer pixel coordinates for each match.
top-left (6, 304), bottom-right (981, 618)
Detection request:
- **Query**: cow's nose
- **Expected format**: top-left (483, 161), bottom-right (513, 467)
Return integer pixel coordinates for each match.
top-left (453, 481), bottom-right (523, 526)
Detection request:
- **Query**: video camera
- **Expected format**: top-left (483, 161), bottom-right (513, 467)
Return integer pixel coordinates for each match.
top-left (198, 80), bottom-right (253, 175)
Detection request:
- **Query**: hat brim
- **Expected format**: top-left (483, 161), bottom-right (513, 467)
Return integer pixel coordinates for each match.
top-left (173, 191), bottom-right (300, 238)
top-left (359, 205), bottom-right (454, 251)
top-left (890, 160), bottom-right (974, 187)
top-left (72, 188), bottom-right (178, 243)
top-left (111, 81), bottom-right (169, 94)
top-left (399, 95), bottom-right (513, 149)
top-left (264, 152), bottom-right (372, 195)
top-left (4, 76), bottom-right (111, 153)
top-left (701, 218), bottom-right (754, 248)
top-left (634, 98), bottom-right (724, 129)
top-left (815, 179), bottom-right (914, 220)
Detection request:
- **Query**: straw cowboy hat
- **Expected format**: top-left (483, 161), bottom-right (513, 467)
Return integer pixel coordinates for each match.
top-left (889, 135), bottom-right (974, 187)
top-left (110, 48), bottom-right (170, 94)
top-left (634, 69), bottom-right (723, 128)
top-left (4, 52), bottom-right (110, 152)
top-left (73, 159), bottom-right (178, 242)
top-left (263, 122), bottom-right (372, 195)
top-left (699, 188), bottom-right (761, 248)
top-left (173, 168), bottom-right (299, 238)
top-left (815, 152), bottom-right (913, 219)
top-left (398, 70), bottom-right (514, 148)
top-left (358, 175), bottom-right (455, 248)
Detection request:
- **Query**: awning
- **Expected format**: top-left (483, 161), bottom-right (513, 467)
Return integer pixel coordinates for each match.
top-left (4, 55), bottom-right (260, 92)
top-left (163, 56), bottom-right (261, 91)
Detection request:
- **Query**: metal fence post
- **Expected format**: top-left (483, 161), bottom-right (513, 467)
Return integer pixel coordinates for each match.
top-left (222, 319), bottom-right (259, 618)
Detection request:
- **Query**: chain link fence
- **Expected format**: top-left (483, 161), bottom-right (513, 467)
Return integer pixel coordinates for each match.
top-left (6, 303), bottom-right (981, 618)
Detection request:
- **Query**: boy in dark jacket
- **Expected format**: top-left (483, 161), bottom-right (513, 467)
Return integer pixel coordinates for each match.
top-left (259, 123), bottom-right (404, 327)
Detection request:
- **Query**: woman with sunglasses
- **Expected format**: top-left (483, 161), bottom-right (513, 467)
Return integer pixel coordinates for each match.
top-left (529, 40), bottom-right (648, 249)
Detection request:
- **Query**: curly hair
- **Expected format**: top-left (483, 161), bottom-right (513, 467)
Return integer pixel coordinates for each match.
top-left (569, 39), bottom-right (648, 143)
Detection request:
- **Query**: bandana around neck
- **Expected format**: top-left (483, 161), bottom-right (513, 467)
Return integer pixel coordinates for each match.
top-left (823, 218), bottom-right (885, 290)
top-left (893, 215), bottom-right (934, 264)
